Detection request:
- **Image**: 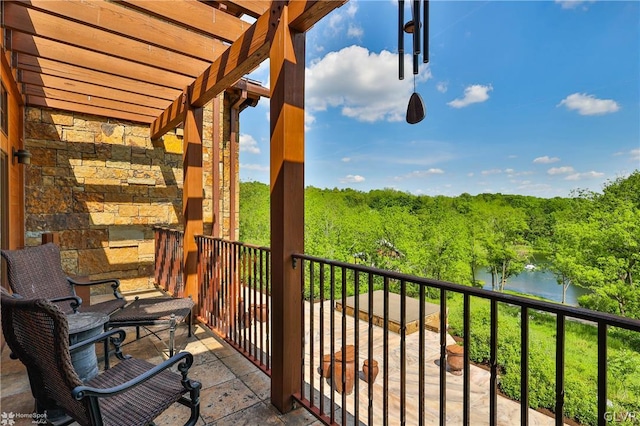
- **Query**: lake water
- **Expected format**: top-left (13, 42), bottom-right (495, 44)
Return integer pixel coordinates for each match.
top-left (475, 267), bottom-right (590, 306)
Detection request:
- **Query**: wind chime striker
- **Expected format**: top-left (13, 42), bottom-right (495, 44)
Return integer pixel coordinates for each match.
top-left (399, 0), bottom-right (429, 124)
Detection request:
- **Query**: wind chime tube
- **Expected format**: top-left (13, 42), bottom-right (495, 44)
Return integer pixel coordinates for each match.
top-left (399, 0), bottom-right (404, 80)
top-left (423, 0), bottom-right (429, 63)
top-left (413, 0), bottom-right (420, 75)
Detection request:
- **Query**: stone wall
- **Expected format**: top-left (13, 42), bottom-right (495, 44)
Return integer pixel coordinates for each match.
top-left (23, 92), bottom-right (239, 293)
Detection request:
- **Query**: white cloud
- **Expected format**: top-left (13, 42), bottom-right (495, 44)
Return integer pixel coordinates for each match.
top-left (305, 111), bottom-right (316, 130)
top-left (436, 81), bottom-right (448, 93)
top-left (347, 24), bottom-right (363, 38)
top-left (340, 174), bottom-right (365, 183)
top-left (395, 168), bottom-right (445, 180)
top-left (558, 93), bottom-right (620, 116)
top-left (240, 163), bottom-right (269, 172)
top-left (507, 170), bottom-right (535, 177)
top-left (467, 172), bottom-right (474, 177)
top-left (481, 169), bottom-right (502, 176)
top-left (341, 157), bottom-right (351, 162)
top-left (555, 0), bottom-right (595, 10)
top-left (239, 134), bottom-right (260, 154)
top-left (306, 45), bottom-right (431, 122)
top-left (533, 156), bottom-right (560, 164)
top-left (447, 84), bottom-right (493, 108)
top-left (327, 1), bottom-right (359, 35)
top-left (547, 166), bottom-right (575, 175)
top-left (630, 149), bottom-right (640, 161)
top-left (566, 171), bottom-right (605, 181)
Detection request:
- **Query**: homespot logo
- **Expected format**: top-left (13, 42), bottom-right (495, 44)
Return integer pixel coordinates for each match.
top-left (0, 412), bottom-right (47, 425)
top-left (604, 411), bottom-right (639, 423)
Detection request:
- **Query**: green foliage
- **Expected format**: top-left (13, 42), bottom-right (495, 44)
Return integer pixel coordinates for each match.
top-left (239, 172), bottom-right (640, 425)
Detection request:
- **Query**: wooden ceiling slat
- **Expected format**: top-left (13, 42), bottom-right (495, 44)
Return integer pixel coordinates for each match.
top-left (20, 71), bottom-right (171, 110)
top-left (11, 32), bottom-right (192, 90)
top-left (119, 0), bottom-right (249, 43)
top-left (4, 4), bottom-right (209, 77)
top-left (27, 95), bottom-right (155, 124)
top-left (17, 55), bottom-right (181, 102)
top-left (22, 0), bottom-right (226, 62)
top-left (24, 85), bottom-right (163, 118)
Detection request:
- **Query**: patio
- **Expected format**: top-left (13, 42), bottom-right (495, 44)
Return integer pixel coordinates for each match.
top-left (0, 290), bottom-right (319, 426)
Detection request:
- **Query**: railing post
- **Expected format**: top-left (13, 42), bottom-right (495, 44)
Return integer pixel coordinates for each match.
top-left (269, 3), bottom-right (305, 413)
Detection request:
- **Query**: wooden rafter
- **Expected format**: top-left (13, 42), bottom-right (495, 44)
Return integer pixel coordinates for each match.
top-left (1, 0), bottom-right (273, 123)
top-left (17, 55), bottom-right (181, 102)
top-left (150, 0), bottom-right (347, 140)
top-left (117, 0), bottom-right (249, 43)
top-left (4, 3), bottom-right (210, 77)
top-left (11, 32), bottom-right (194, 90)
top-left (19, 0), bottom-right (227, 62)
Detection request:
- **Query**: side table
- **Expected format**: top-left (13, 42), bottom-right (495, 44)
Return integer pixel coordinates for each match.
top-left (67, 312), bottom-right (109, 382)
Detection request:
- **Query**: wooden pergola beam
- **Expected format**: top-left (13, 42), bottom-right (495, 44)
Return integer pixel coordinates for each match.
top-left (27, 96), bottom-right (155, 124)
top-left (20, 71), bottom-right (170, 111)
top-left (150, 0), bottom-right (346, 140)
top-left (20, 0), bottom-right (227, 63)
top-left (4, 4), bottom-right (209, 77)
top-left (118, 0), bottom-right (249, 43)
top-left (17, 55), bottom-right (181, 102)
top-left (10, 32), bottom-right (192, 90)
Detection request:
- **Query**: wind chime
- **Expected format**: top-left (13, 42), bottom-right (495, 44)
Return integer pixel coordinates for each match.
top-left (399, 0), bottom-right (429, 124)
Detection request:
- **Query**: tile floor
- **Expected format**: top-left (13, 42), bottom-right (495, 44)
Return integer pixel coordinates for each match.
top-left (0, 296), bottom-right (319, 426)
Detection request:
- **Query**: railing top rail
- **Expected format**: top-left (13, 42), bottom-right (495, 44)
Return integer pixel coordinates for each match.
top-left (292, 252), bottom-right (640, 332)
top-left (194, 235), bottom-right (271, 253)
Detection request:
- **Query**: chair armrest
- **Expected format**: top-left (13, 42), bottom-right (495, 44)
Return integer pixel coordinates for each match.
top-left (68, 277), bottom-right (123, 300)
top-left (69, 329), bottom-right (129, 362)
top-left (72, 351), bottom-right (201, 400)
top-left (50, 295), bottom-right (82, 313)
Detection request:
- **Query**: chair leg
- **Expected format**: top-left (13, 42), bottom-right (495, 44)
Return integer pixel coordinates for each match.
top-left (185, 384), bottom-right (201, 426)
top-left (169, 313), bottom-right (176, 357)
top-left (103, 324), bottom-right (110, 370)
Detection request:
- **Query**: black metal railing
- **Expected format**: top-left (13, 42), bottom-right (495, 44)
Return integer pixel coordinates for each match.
top-left (153, 227), bottom-right (184, 297)
top-left (195, 236), bottom-right (271, 374)
top-left (292, 253), bottom-right (640, 426)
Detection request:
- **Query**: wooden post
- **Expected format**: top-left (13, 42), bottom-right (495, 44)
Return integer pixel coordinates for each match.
top-left (182, 95), bottom-right (203, 305)
top-left (270, 4), bottom-right (305, 413)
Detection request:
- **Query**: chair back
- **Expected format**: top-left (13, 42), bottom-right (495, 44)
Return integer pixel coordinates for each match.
top-left (1, 244), bottom-right (74, 311)
top-left (0, 294), bottom-right (91, 425)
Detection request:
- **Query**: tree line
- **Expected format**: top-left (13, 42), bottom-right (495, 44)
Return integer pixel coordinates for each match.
top-left (240, 170), bottom-right (640, 319)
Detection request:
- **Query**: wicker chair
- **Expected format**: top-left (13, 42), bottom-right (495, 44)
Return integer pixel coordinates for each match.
top-left (1, 294), bottom-right (201, 426)
top-left (0, 243), bottom-right (126, 315)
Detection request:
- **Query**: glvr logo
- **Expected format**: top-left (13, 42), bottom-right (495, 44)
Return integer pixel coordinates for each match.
top-left (604, 411), bottom-right (639, 423)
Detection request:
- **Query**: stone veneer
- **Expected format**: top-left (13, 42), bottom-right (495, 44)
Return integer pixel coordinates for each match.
top-left (24, 93), bottom-right (239, 293)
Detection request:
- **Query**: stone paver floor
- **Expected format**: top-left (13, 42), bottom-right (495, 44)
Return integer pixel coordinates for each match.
top-left (0, 295), bottom-right (318, 426)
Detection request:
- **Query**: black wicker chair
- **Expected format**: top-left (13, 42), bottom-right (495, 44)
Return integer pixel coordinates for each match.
top-left (1, 294), bottom-right (201, 426)
top-left (0, 243), bottom-right (126, 315)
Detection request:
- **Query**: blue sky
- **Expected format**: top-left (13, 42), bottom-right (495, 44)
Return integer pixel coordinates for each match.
top-left (239, 0), bottom-right (639, 198)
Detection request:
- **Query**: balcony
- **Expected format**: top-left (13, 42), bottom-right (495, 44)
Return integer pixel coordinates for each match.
top-left (152, 229), bottom-right (640, 425)
top-left (1, 229), bottom-right (638, 424)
